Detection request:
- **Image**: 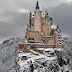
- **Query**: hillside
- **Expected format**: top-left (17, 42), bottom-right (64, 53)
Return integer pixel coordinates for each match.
top-left (0, 38), bottom-right (72, 72)
top-left (0, 38), bottom-right (25, 72)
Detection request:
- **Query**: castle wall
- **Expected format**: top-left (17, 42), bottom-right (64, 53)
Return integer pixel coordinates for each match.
top-left (45, 16), bottom-right (48, 36)
top-left (34, 10), bottom-right (42, 32)
top-left (50, 18), bottom-right (53, 26)
top-left (47, 25), bottom-right (51, 36)
top-left (43, 37), bottom-right (55, 44)
top-left (18, 44), bottom-right (31, 52)
top-left (41, 16), bottom-right (52, 36)
top-left (31, 18), bottom-right (34, 30)
top-left (18, 44), bottom-right (62, 52)
top-left (41, 17), bottom-right (45, 35)
top-left (36, 44), bottom-right (62, 48)
top-left (47, 18), bottom-right (53, 36)
top-left (48, 20), bottom-right (52, 34)
top-left (55, 32), bottom-right (58, 44)
top-left (18, 44), bottom-right (26, 51)
top-left (29, 12), bottom-right (53, 37)
top-left (50, 29), bottom-right (56, 36)
top-left (43, 32), bottom-right (58, 45)
top-left (26, 30), bottom-right (43, 41)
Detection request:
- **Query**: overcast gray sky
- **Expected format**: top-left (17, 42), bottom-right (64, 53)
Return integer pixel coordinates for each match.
top-left (0, 0), bottom-right (71, 13)
top-left (0, 0), bottom-right (72, 43)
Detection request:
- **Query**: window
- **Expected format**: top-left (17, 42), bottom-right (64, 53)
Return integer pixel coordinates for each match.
top-left (32, 24), bottom-right (34, 26)
top-left (42, 23), bottom-right (44, 26)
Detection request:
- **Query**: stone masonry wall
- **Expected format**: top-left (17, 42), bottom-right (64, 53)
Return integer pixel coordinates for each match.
top-left (26, 30), bottom-right (43, 41)
top-left (18, 44), bottom-right (62, 52)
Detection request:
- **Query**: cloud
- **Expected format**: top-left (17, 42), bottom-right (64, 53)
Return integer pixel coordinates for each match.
top-left (62, 33), bottom-right (71, 38)
top-left (17, 8), bottom-right (29, 13)
top-left (0, 10), bottom-right (3, 13)
top-left (66, 0), bottom-right (72, 2)
top-left (0, 16), bottom-right (13, 22)
top-left (0, 0), bottom-right (70, 13)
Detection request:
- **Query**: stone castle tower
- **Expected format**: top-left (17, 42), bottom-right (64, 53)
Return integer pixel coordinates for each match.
top-left (26, 1), bottom-right (61, 47)
top-left (29, 1), bottom-right (53, 37)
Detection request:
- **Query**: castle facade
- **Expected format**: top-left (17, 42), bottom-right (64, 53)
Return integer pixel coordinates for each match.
top-left (25, 1), bottom-right (62, 48)
top-left (17, 1), bottom-right (65, 72)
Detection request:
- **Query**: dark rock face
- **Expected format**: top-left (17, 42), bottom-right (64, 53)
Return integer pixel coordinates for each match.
top-left (58, 57), bottom-right (63, 66)
top-left (2, 40), bottom-right (10, 44)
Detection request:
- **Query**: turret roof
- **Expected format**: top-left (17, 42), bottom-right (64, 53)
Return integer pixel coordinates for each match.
top-left (35, 0), bottom-right (40, 10)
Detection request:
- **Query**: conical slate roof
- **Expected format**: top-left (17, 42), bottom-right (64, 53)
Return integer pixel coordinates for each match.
top-left (35, 1), bottom-right (40, 10)
top-left (57, 25), bottom-right (59, 29)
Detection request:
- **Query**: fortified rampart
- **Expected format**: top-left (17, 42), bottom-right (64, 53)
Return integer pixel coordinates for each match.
top-left (18, 44), bottom-right (62, 52)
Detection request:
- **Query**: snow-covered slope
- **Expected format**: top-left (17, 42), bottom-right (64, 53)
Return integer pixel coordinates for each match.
top-left (0, 38), bottom-right (25, 72)
top-left (17, 48), bottom-right (58, 72)
top-left (0, 38), bottom-right (72, 72)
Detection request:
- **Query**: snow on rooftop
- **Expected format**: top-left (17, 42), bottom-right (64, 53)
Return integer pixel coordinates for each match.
top-left (37, 48), bottom-right (44, 50)
top-left (22, 43), bottom-right (57, 46)
top-left (54, 48), bottom-right (63, 51)
top-left (44, 48), bottom-right (54, 52)
top-left (51, 25), bottom-right (56, 29)
top-left (24, 40), bottom-right (27, 43)
top-left (37, 48), bottom-right (63, 51)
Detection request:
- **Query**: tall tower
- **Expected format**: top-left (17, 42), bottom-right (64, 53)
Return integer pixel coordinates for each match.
top-left (44, 11), bottom-right (48, 36)
top-left (29, 12), bottom-right (32, 29)
top-left (34, 1), bottom-right (42, 32)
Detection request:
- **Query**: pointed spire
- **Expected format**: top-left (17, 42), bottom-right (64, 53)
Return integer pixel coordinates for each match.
top-left (57, 25), bottom-right (59, 29)
top-left (35, 0), bottom-right (40, 10)
top-left (27, 24), bottom-right (28, 27)
top-left (30, 11), bottom-right (31, 15)
top-left (29, 11), bottom-right (32, 18)
top-left (45, 10), bottom-right (48, 14)
top-left (45, 10), bottom-right (48, 16)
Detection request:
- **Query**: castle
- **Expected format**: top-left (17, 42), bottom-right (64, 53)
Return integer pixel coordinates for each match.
top-left (17, 1), bottom-right (64, 71)
top-left (25, 1), bottom-right (62, 48)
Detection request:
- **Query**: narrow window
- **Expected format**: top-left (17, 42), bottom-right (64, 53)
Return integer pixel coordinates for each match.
top-left (42, 23), bottom-right (44, 26)
top-left (32, 24), bottom-right (34, 26)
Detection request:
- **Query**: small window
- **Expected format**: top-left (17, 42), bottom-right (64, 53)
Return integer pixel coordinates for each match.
top-left (42, 23), bottom-right (44, 26)
top-left (32, 24), bottom-right (34, 26)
